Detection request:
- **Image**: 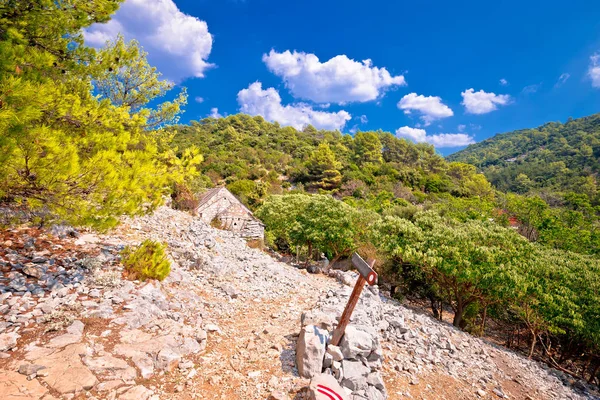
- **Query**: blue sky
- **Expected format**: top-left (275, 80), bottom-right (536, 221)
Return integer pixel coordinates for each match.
top-left (85, 0), bottom-right (600, 155)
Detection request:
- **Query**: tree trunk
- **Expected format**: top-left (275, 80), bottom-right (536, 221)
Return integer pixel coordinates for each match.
top-left (528, 330), bottom-right (537, 358)
top-left (452, 303), bottom-right (464, 327)
top-left (429, 296), bottom-right (440, 320)
top-left (480, 306), bottom-right (488, 334)
top-left (305, 242), bottom-right (312, 267)
top-left (326, 254), bottom-right (341, 273)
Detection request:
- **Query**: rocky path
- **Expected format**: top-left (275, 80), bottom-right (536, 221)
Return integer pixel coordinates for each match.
top-left (0, 206), bottom-right (598, 400)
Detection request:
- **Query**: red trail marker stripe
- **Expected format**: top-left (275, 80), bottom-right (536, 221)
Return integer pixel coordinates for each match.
top-left (317, 384), bottom-right (343, 400)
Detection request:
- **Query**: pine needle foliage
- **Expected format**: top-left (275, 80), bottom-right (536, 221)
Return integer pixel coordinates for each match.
top-left (0, 1), bottom-right (201, 229)
top-left (121, 240), bottom-right (170, 281)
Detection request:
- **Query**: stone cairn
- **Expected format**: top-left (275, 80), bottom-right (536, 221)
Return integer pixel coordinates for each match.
top-left (296, 283), bottom-right (387, 400)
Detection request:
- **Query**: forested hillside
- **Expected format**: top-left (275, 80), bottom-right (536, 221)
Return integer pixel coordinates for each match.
top-left (449, 113), bottom-right (600, 203)
top-left (169, 116), bottom-right (494, 208)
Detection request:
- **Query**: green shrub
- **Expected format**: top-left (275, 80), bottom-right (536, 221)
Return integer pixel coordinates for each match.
top-left (121, 240), bottom-right (171, 281)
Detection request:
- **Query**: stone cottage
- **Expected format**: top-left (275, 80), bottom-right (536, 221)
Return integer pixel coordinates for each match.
top-left (195, 187), bottom-right (265, 239)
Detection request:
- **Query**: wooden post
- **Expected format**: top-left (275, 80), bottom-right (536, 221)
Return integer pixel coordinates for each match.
top-left (330, 253), bottom-right (377, 346)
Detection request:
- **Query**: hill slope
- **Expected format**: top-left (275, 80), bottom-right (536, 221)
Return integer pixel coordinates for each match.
top-left (0, 207), bottom-right (597, 399)
top-left (448, 113), bottom-right (600, 203)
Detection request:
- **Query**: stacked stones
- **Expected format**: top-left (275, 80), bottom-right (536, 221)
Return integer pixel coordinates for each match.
top-left (296, 287), bottom-right (388, 399)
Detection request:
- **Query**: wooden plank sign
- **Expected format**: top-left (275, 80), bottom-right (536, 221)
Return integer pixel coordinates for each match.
top-left (351, 253), bottom-right (378, 286)
top-left (330, 253), bottom-right (377, 346)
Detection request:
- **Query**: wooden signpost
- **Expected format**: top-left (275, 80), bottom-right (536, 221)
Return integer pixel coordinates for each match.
top-left (330, 252), bottom-right (377, 346)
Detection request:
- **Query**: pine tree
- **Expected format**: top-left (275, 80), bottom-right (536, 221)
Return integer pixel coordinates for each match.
top-left (0, 0), bottom-right (200, 228)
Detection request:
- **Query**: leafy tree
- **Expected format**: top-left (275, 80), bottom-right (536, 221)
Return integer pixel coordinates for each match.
top-left (257, 194), bottom-right (370, 264)
top-left (353, 131), bottom-right (383, 164)
top-left (227, 179), bottom-right (269, 208)
top-left (304, 143), bottom-right (342, 190)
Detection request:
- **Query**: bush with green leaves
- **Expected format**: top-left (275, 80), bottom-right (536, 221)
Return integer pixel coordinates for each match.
top-left (121, 240), bottom-right (171, 281)
top-left (257, 193), bottom-right (379, 264)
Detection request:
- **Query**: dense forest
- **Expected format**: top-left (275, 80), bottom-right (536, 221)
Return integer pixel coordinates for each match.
top-left (1, 0), bottom-right (599, 386)
top-left (449, 113), bottom-right (600, 203)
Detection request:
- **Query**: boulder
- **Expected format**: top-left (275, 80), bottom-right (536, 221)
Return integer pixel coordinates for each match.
top-left (0, 332), bottom-right (19, 352)
top-left (340, 360), bottom-right (369, 392)
top-left (296, 325), bottom-right (328, 378)
top-left (365, 385), bottom-right (386, 400)
top-left (309, 373), bottom-right (349, 400)
top-left (17, 364), bottom-right (46, 376)
top-left (327, 345), bottom-right (344, 362)
top-left (339, 326), bottom-right (373, 360)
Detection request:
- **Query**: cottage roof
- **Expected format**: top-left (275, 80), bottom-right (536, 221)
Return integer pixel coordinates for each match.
top-left (196, 187), bottom-right (225, 209)
top-left (195, 187), bottom-right (264, 226)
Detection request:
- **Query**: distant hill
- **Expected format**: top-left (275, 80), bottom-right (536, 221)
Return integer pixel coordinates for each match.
top-left (168, 114), bottom-right (495, 209)
top-left (448, 113), bottom-right (600, 204)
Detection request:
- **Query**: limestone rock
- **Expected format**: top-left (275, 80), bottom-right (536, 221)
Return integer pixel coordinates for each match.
top-left (34, 343), bottom-right (97, 394)
top-left (309, 373), bottom-right (349, 400)
top-left (132, 353), bottom-right (155, 379)
top-left (327, 345), bottom-right (344, 362)
top-left (0, 369), bottom-right (49, 399)
top-left (18, 363), bottom-right (46, 376)
top-left (83, 354), bottom-right (137, 381)
top-left (0, 332), bottom-right (19, 352)
top-left (339, 326), bottom-right (373, 360)
top-left (156, 347), bottom-right (181, 372)
top-left (296, 324), bottom-right (328, 379)
top-left (365, 385), bottom-right (386, 400)
top-left (341, 360), bottom-right (369, 392)
top-left (22, 264), bottom-right (43, 278)
top-left (118, 385), bottom-right (154, 400)
top-left (47, 320), bottom-right (84, 348)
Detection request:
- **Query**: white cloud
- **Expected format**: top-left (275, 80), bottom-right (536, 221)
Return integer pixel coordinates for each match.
top-left (237, 82), bottom-right (351, 131)
top-left (194, 96), bottom-right (205, 103)
top-left (426, 133), bottom-right (475, 148)
top-left (500, 78), bottom-right (508, 86)
top-left (84, 0), bottom-right (213, 82)
top-left (461, 88), bottom-right (511, 114)
top-left (397, 93), bottom-right (453, 125)
top-left (521, 83), bottom-right (541, 95)
top-left (210, 108), bottom-right (223, 118)
top-left (396, 126), bottom-right (427, 142)
top-left (262, 50), bottom-right (406, 104)
top-left (359, 115), bottom-right (368, 124)
top-left (396, 126), bottom-right (475, 148)
top-left (589, 54), bottom-right (600, 88)
top-left (555, 73), bottom-right (570, 88)
top-left (457, 124), bottom-right (466, 132)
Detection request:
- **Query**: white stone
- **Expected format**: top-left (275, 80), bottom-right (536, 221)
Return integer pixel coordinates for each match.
top-left (296, 325), bottom-right (328, 379)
